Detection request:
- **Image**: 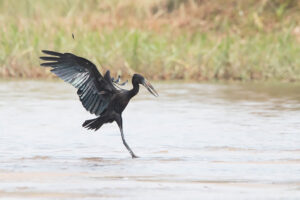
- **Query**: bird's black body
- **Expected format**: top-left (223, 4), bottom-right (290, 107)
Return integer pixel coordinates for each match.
top-left (82, 77), bottom-right (141, 131)
top-left (40, 50), bottom-right (158, 158)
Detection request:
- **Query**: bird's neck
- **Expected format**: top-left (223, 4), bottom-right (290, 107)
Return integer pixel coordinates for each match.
top-left (129, 82), bottom-right (139, 99)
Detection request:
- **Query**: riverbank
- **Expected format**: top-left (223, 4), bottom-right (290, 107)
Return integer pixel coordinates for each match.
top-left (0, 0), bottom-right (299, 81)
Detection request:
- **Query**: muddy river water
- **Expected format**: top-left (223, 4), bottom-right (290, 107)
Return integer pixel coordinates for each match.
top-left (0, 81), bottom-right (299, 199)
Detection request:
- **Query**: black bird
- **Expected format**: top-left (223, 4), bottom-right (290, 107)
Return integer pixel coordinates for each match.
top-left (40, 50), bottom-right (158, 158)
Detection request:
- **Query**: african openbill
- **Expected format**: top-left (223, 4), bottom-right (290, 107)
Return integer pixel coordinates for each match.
top-left (40, 50), bottom-right (158, 158)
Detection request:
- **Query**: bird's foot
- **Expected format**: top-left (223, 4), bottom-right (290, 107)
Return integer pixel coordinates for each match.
top-left (131, 154), bottom-right (139, 159)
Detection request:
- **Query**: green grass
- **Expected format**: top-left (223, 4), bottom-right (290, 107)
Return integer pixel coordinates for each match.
top-left (0, 0), bottom-right (300, 81)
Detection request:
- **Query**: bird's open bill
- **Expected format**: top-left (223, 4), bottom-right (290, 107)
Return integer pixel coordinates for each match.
top-left (142, 79), bottom-right (159, 97)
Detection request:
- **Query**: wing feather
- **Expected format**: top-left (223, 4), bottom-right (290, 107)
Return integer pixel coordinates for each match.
top-left (40, 50), bottom-right (119, 116)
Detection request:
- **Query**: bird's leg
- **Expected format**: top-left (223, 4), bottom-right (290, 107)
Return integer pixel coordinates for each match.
top-left (116, 116), bottom-right (138, 159)
top-left (111, 75), bottom-right (120, 83)
top-left (111, 75), bottom-right (128, 86)
top-left (115, 75), bottom-right (121, 83)
top-left (119, 80), bottom-right (128, 86)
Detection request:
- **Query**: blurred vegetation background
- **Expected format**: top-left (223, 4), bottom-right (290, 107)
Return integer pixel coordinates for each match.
top-left (0, 0), bottom-right (299, 81)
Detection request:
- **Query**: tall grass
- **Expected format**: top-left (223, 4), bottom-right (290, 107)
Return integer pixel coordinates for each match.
top-left (0, 0), bottom-right (299, 81)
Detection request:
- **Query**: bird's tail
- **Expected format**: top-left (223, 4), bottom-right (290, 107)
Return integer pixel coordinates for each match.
top-left (82, 116), bottom-right (105, 131)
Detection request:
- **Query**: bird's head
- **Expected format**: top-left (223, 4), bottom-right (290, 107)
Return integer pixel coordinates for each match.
top-left (133, 74), bottom-right (158, 97)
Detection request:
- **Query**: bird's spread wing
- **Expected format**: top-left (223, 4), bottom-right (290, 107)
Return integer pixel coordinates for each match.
top-left (40, 50), bottom-right (120, 116)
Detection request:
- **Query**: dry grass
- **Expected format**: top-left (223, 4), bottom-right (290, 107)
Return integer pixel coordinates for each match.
top-left (0, 0), bottom-right (300, 81)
